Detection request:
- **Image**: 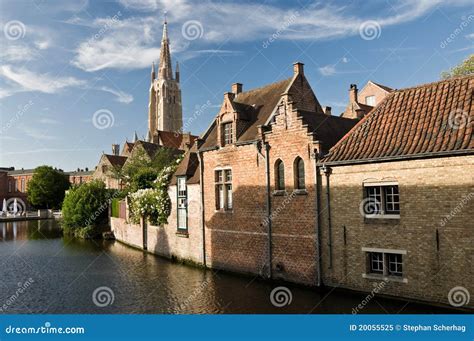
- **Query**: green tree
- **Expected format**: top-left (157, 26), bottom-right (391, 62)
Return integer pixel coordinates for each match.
top-left (113, 147), bottom-right (178, 191)
top-left (441, 54), bottom-right (474, 79)
top-left (27, 166), bottom-right (70, 209)
top-left (62, 180), bottom-right (114, 238)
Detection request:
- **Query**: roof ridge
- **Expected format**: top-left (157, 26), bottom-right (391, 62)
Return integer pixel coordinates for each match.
top-left (234, 77), bottom-right (292, 101)
top-left (392, 74), bottom-right (473, 93)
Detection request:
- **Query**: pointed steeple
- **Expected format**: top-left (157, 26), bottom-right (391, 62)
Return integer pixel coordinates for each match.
top-left (175, 61), bottom-right (180, 82)
top-left (146, 130), bottom-right (152, 142)
top-left (158, 15), bottom-right (173, 80)
top-left (133, 131), bottom-right (138, 142)
top-left (151, 62), bottom-right (155, 82)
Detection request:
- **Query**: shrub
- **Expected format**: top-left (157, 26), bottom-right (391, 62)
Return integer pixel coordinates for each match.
top-left (61, 180), bottom-right (114, 238)
top-left (27, 166), bottom-right (70, 209)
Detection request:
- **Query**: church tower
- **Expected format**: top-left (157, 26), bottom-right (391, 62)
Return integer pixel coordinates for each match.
top-left (148, 19), bottom-right (183, 140)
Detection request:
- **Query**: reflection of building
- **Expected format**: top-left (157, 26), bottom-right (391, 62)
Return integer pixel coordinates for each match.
top-left (0, 167), bottom-right (92, 209)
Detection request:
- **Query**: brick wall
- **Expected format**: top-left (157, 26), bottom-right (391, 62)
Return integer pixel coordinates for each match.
top-left (319, 155), bottom-right (474, 308)
top-left (111, 183), bottom-right (203, 264)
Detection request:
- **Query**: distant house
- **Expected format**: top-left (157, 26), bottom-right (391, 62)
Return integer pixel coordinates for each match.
top-left (341, 80), bottom-right (393, 119)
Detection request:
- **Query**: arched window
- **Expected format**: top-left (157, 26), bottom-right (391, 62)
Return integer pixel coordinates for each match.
top-left (294, 157), bottom-right (305, 189)
top-left (275, 159), bottom-right (285, 190)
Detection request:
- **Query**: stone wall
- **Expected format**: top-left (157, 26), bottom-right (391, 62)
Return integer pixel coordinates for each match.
top-left (319, 155), bottom-right (474, 308)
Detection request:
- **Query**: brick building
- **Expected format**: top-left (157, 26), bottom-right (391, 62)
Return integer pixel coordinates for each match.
top-left (341, 80), bottom-right (392, 119)
top-left (319, 75), bottom-right (473, 307)
top-left (0, 167), bottom-right (92, 211)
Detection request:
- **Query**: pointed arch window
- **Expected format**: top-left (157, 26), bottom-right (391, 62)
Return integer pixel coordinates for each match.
top-left (294, 157), bottom-right (305, 189)
top-left (275, 159), bottom-right (285, 190)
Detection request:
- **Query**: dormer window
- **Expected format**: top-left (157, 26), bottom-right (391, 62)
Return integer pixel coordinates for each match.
top-left (223, 122), bottom-right (233, 145)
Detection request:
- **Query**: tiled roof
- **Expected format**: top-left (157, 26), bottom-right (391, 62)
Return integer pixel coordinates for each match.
top-left (200, 77), bottom-right (293, 149)
top-left (322, 75), bottom-right (474, 164)
top-left (298, 111), bottom-right (358, 153)
top-left (171, 145), bottom-right (200, 185)
top-left (104, 154), bottom-right (128, 167)
top-left (371, 81), bottom-right (393, 92)
top-left (6, 168), bottom-right (35, 175)
top-left (158, 131), bottom-right (198, 150)
top-left (66, 170), bottom-right (93, 176)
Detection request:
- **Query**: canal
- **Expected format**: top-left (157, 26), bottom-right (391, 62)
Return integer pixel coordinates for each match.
top-left (0, 220), bottom-right (457, 314)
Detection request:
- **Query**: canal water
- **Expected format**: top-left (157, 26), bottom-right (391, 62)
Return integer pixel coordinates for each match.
top-left (0, 220), bottom-right (456, 314)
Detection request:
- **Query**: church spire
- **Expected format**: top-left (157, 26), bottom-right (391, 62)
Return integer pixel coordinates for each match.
top-left (158, 15), bottom-right (172, 80)
top-left (151, 61), bottom-right (155, 82)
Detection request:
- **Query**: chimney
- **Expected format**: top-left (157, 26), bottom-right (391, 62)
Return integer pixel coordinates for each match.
top-left (232, 83), bottom-right (242, 95)
top-left (293, 62), bottom-right (304, 75)
top-left (112, 144), bottom-right (120, 156)
top-left (182, 132), bottom-right (192, 151)
top-left (323, 106), bottom-right (332, 116)
top-left (349, 84), bottom-right (358, 104)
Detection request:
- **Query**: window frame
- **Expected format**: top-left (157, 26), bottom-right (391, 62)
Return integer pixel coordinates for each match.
top-left (365, 95), bottom-right (375, 106)
top-left (363, 182), bottom-right (400, 219)
top-left (294, 157), bottom-right (305, 190)
top-left (363, 247), bottom-right (407, 282)
top-left (215, 168), bottom-right (233, 211)
top-left (177, 176), bottom-right (188, 231)
top-left (275, 159), bottom-right (285, 191)
top-left (222, 122), bottom-right (233, 146)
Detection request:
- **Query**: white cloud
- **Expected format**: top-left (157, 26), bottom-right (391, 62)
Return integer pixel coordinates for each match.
top-left (38, 118), bottom-right (61, 125)
top-left (98, 86), bottom-right (134, 103)
top-left (0, 45), bottom-right (36, 62)
top-left (20, 126), bottom-right (57, 140)
top-left (0, 65), bottom-right (86, 95)
top-left (466, 33), bottom-right (474, 39)
top-left (319, 65), bottom-right (337, 76)
top-left (70, 0), bottom-right (473, 72)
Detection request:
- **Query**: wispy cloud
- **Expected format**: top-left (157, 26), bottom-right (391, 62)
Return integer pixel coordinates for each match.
top-left (319, 65), bottom-right (337, 76)
top-left (69, 0), bottom-right (473, 72)
top-left (20, 126), bottom-right (57, 140)
top-left (98, 86), bottom-right (134, 104)
top-left (38, 118), bottom-right (61, 125)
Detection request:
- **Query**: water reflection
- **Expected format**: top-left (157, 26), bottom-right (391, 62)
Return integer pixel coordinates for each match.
top-left (0, 220), bottom-right (459, 314)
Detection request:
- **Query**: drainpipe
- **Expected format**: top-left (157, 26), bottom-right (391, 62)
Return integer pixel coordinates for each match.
top-left (314, 158), bottom-right (323, 287)
top-left (322, 164), bottom-right (332, 269)
top-left (264, 142), bottom-right (272, 279)
top-left (197, 150), bottom-right (206, 267)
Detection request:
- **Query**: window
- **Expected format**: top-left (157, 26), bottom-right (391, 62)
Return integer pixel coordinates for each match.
top-left (215, 169), bottom-right (232, 210)
top-left (294, 157), bottom-right (305, 189)
top-left (8, 180), bottom-right (12, 193)
top-left (177, 177), bottom-right (187, 230)
top-left (366, 250), bottom-right (404, 278)
top-left (363, 183), bottom-right (400, 217)
top-left (21, 178), bottom-right (25, 192)
top-left (275, 160), bottom-right (285, 190)
top-left (223, 122), bottom-right (233, 145)
top-left (14, 180), bottom-right (18, 192)
top-left (365, 95), bottom-right (375, 106)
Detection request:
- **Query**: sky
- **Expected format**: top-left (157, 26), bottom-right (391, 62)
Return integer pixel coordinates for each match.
top-left (0, 0), bottom-right (473, 171)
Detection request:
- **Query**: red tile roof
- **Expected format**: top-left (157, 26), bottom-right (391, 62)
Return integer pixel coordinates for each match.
top-left (104, 154), bottom-right (128, 167)
top-left (322, 75), bottom-right (474, 164)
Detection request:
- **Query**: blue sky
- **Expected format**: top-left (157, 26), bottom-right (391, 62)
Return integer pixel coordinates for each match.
top-left (0, 0), bottom-right (473, 171)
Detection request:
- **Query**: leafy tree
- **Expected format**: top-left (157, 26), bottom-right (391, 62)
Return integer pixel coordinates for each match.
top-left (441, 54), bottom-right (474, 79)
top-left (112, 147), bottom-right (179, 191)
top-left (27, 166), bottom-right (70, 209)
top-left (62, 180), bottom-right (114, 238)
